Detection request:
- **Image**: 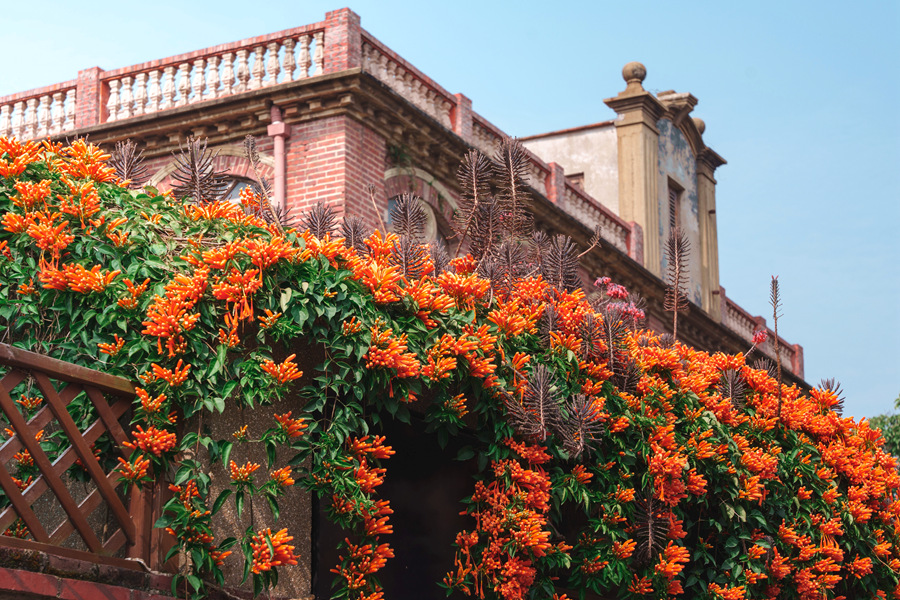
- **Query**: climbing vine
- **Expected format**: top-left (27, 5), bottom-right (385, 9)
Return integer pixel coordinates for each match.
top-left (0, 136), bottom-right (898, 600)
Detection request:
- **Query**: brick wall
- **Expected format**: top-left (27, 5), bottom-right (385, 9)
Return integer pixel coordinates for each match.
top-left (284, 114), bottom-right (386, 228)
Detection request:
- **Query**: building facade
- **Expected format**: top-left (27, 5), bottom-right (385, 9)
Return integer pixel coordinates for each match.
top-left (0, 8), bottom-right (812, 598)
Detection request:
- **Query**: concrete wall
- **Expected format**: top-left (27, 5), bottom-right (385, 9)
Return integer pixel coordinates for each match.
top-left (656, 118), bottom-right (702, 305)
top-left (522, 125), bottom-right (619, 214)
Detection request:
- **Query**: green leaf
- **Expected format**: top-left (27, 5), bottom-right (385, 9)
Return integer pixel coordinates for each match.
top-left (212, 489), bottom-right (233, 515)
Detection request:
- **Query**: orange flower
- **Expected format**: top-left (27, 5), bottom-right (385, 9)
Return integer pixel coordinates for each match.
top-left (613, 539), bottom-right (636, 560)
top-left (262, 354), bottom-right (304, 384)
top-left (270, 466), bottom-right (295, 487)
top-left (230, 460), bottom-right (260, 483)
top-left (151, 360), bottom-right (191, 387)
top-left (118, 454), bottom-right (151, 483)
top-left (98, 334), bottom-right (126, 356)
top-left (258, 309), bottom-right (282, 329)
top-left (135, 387), bottom-right (167, 415)
top-left (274, 412), bottom-right (308, 438)
top-left (571, 464), bottom-right (593, 486)
top-left (124, 425), bottom-right (177, 456)
top-left (118, 277), bottom-right (149, 309)
top-left (16, 396), bottom-right (41, 411)
top-left (250, 528), bottom-right (298, 573)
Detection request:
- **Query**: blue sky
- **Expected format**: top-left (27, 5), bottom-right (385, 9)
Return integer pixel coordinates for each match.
top-left (2, 1), bottom-right (898, 418)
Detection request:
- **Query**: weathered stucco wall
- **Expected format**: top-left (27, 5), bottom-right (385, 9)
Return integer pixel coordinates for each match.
top-left (657, 118), bottom-right (702, 305)
top-left (522, 125), bottom-right (619, 214)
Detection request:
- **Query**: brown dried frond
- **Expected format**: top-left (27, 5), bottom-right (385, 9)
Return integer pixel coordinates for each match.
top-left (663, 227), bottom-right (691, 340)
top-left (753, 357), bottom-right (777, 378)
top-left (505, 364), bottom-right (561, 441)
top-left (718, 368), bottom-right (747, 410)
top-left (301, 202), bottom-right (338, 238)
top-left (530, 230), bottom-right (550, 267)
top-left (110, 139), bottom-right (149, 189)
top-left (633, 492), bottom-right (667, 566)
top-left (819, 378), bottom-right (846, 416)
top-left (770, 275), bottom-right (784, 418)
top-left (453, 149), bottom-right (493, 254)
top-left (171, 136), bottom-right (229, 202)
top-left (539, 305), bottom-right (559, 348)
top-left (541, 234), bottom-right (580, 293)
top-left (389, 235), bottom-right (429, 280)
top-left (469, 198), bottom-right (503, 261)
top-left (429, 241), bottom-right (450, 277)
top-left (243, 135), bottom-right (272, 196)
top-left (493, 137), bottom-right (533, 242)
top-left (554, 394), bottom-right (604, 458)
top-left (577, 225), bottom-right (603, 259)
top-left (390, 193), bottom-right (427, 241)
top-left (579, 313), bottom-right (605, 361)
top-left (482, 241), bottom-right (529, 299)
top-left (341, 216), bottom-right (371, 254)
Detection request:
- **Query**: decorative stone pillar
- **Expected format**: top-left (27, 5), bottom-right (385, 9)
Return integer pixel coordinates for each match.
top-left (695, 118), bottom-right (726, 321)
top-left (603, 62), bottom-right (665, 276)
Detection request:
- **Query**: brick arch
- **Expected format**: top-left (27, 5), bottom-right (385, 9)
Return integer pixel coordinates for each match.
top-left (383, 167), bottom-right (458, 240)
top-left (147, 144), bottom-right (275, 194)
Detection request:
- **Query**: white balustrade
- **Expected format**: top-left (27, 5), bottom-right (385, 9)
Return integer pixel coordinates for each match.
top-left (0, 105), bottom-right (10, 138)
top-left (313, 32), bottom-right (324, 75)
top-left (250, 46), bottom-right (265, 90)
top-left (120, 76), bottom-right (134, 119)
top-left (0, 92), bottom-right (77, 140)
top-left (266, 42), bottom-right (280, 86)
top-left (191, 59), bottom-right (205, 103)
top-left (88, 28), bottom-right (324, 126)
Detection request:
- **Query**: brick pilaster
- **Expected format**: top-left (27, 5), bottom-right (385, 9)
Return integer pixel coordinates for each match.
top-left (546, 162), bottom-right (565, 204)
top-left (75, 67), bottom-right (104, 129)
top-left (452, 93), bottom-right (472, 143)
top-left (323, 8), bottom-right (362, 74)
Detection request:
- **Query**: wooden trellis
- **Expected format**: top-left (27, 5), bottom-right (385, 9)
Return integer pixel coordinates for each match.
top-left (0, 342), bottom-right (165, 570)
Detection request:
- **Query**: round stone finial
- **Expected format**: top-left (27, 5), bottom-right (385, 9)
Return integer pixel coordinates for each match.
top-left (622, 61), bottom-right (647, 84)
top-left (692, 117), bottom-right (706, 135)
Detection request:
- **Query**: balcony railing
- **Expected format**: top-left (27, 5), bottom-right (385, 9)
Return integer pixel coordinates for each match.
top-left (720, 289), bottom-right (804, 377)
top-left (0, 343), bottom-right (164, 571)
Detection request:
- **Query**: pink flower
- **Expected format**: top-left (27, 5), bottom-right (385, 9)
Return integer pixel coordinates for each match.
top-left (752, 329), bottom-right (768, 346)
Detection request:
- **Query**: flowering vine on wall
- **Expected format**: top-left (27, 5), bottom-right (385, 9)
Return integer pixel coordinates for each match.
top-left (0, 136), bottom-right (898, 600)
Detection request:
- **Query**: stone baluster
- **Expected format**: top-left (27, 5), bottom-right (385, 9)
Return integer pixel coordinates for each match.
top-left (11, 102), bottom-right (24, 138)
top-left (106, 80), bottom-right (120, 122)
top-left (133, 73), bottom-right (147, 116)
top-left (191, 59), bottom-right (205, 103)
top-left (235, 49), bottom-right (250, 92)
top-left (424, 89), bottom-right (436, 120)
top-left (413, 79), bottom-right (425, 109)
top-left (206, 56), bottom-right (220, 99)
top-left (120, 76), bottom-right (134, 119)
top-left (161, 66), bottom-right (176, 109)
top-left (385, 60), bottom-right (398, 93)
top-left (64, 90), bottom-right (75, 130)
top-left (147, 70), bottom-right (161, 112)
top-left (297, 35), bottom-right (311, 79)
top-left (282, 38), bottom-right (296, 82)
top-left (221, 52), bottom-right (235, 96)
top-left (24, 98), bottom-right (38, 138)
top-left (250, 46), bottom-right (265, 90)
top-left (37, 95), bottom-right (51, 137)
top-left (0, 105), bottom-right (10, 138)
top-left (313, 31), bottom-right (324, 75)
top-left (440, 99), bottom-right (452, 128)
top-left (361, 43), bottom-right (372, 73)
top-left (282, 38), bottom-right (297, 81)
top-left (266, 41), bottom-right (280, 85)
top-left (176, 63), bottom-right (191, 106)
top-left (404, 72), bottom-right (417, 101)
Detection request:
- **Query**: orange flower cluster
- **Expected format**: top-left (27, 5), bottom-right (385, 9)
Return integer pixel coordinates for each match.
top-left (150, 360), bottom-right (191, 387)
top-left (250, 528), bottom-right (298, 574)
top-left (117, 454), bottom-right (151, 483)
top-left (229, 460), bottom-right (260, 483)
top-left (274, 411), bottom-right (307, 438)
top-left (98, 334), bottom-right (125, 356)
top-left (261, 354), bottom-right (304, 384)
top-left (365, 326), bottom-right (421, 381)
top-left (270, 466), bottom-right (295, 487)
top-left (118, 277), bottom-right (150, 309)
top-left (0, 137), bottom-right (40, 177)
top-left (330, 436), bottom-right (396, 599)
top-left (446, 440), bottom-right (563, 600)
top-left (39, 262), bottom-right (119, 293)
top-left (124, 425), bottom-right (177, 456)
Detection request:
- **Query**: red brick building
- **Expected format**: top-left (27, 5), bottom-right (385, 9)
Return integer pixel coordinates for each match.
top-left (0, 8), bottom-right (806, 598)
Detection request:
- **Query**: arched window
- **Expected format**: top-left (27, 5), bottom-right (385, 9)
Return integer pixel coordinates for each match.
top-left (221, 177), bottom-right (255, 201)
